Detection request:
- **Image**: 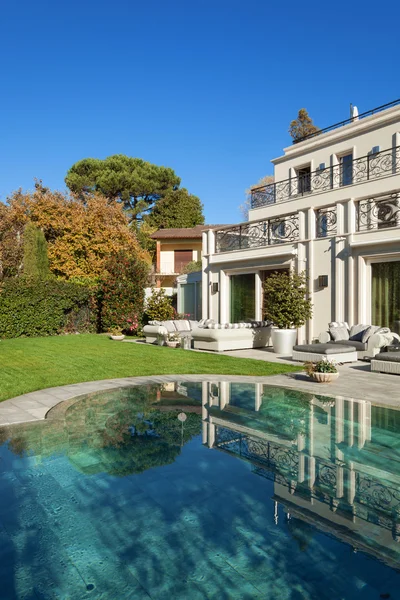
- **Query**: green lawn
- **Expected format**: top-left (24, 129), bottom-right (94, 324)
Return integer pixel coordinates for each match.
top-left (0, 334), bottom-right (299, 402)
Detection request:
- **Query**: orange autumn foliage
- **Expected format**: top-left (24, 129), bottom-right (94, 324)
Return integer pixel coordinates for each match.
top-left (0, 184), bottom-right (150, 280)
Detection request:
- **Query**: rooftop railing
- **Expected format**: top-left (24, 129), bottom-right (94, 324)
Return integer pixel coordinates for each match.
top-left (297, 98), bottom-right (400, 143)
top-left (251, 145), bottom-right (400, 210)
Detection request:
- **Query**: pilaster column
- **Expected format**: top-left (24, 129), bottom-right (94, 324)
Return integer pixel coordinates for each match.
top-left (306, 208), bottom-right (315, 343)
top-left (219, 270), bottom-right (229, 323)
top-left (202, 232), bottom-right (208, 319)
top-left (255, 271), bottom-right (262, 321)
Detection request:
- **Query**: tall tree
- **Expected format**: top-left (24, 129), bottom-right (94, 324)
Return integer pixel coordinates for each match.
top-left (289, 109), bottom-right (320, 143)
top-left (65, 155), bottom-right (181, 222)
top-left (23, 222), bottom-right (50, 278)
top-left (145, 188), bottom-right (204, 229)
top-left (1, 182), bottom-right (150, 280)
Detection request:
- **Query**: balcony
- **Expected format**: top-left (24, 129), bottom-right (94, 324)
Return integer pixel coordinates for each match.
top-left (356, 191), bottom-right (400, 232)
top-left (251, 145), bottom-right (400, 209)
top-left (215, 214), bottom-right (299, 253)
top-left (213, 189), bottom-right (400, 254)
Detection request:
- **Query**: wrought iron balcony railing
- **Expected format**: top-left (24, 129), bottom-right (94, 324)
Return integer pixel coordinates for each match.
top-left (215, 213), bottom-right (299, 253)
top-left (251, 145), bottom-right (400, 210)
top-left (357, 191), bottom-right (400, 232)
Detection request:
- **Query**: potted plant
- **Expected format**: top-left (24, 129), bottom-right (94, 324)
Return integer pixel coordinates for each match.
top-left (304, 359), bottom-right (339, 383)
top-left (166, 332), bottom-right (180, 348)
top-left (109, 327), bottom-right (125, 341)
top-left (264, 270), bottom-right (313, 354)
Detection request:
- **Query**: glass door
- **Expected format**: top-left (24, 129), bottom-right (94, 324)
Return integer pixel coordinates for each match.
top-left (371, 261), bottom-right (400, 334)
top-left (230, 274), bottom-right (255, 322)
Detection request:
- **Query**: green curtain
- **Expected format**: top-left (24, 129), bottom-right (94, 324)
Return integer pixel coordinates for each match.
top-left (371, 261), bottom-right (400, 333)
top-left (230, 274), bottom-right (255, 322)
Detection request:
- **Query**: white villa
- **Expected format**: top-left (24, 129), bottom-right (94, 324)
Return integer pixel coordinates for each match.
top-left (201, 99), bottom-right (400, 343)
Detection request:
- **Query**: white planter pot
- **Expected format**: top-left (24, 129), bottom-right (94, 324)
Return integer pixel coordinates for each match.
top-left (110, 335), bottom-right (125, 341)
top-left (311, 372), bottom-right (339, 384)
top-left (271, 328), bottom-right (297, 355)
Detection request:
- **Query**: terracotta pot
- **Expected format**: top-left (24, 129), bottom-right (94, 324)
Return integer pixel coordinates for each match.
top-left (110, 335), bottom-right (125, 341)
top-left (311, 372), bottom-right (339, 383)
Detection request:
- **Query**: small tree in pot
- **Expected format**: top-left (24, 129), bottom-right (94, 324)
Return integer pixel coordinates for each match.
top-left (264, 271), bottom-right (313, 354)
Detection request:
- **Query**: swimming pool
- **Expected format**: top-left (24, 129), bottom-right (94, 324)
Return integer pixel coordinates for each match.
top-left (0, 381), bottom-right (399, 599)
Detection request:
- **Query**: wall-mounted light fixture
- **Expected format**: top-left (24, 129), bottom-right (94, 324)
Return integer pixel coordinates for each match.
top-left (211, 282), bottom-right (219, 293)
top-left (318, 275), bottom-right (329, 288)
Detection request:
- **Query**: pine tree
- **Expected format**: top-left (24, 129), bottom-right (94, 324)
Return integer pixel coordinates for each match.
top-left (289, 109), bottom-right (320, 143)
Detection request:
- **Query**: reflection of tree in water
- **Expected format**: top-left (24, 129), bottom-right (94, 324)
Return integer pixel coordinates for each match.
top-left (287, 516), bottom-right (315, 552)
top-left (98, 409), bottom-right (201, 476)
top-left (0, 385), bottom-right (201, 476)
top-left (260, 387), bottom-right (311, 440)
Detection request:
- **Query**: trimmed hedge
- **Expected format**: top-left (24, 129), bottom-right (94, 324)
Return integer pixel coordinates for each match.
top-left (0, 278), bottom-right (96, 338)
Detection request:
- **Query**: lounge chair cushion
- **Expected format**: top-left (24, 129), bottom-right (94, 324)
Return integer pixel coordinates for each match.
top-left (293, 343), bottom-right (356, 355)
top-left (374, 352), bottom-right (400, 363)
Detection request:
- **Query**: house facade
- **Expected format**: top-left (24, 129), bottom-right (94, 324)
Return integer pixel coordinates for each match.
top-left (202, 100), bottom-right (400, 343)
top-left (150, 226), bottom-right (204, 297)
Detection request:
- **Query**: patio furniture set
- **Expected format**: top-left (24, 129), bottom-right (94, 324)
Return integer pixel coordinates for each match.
top-left (143, 319), bottom-right (400, 375)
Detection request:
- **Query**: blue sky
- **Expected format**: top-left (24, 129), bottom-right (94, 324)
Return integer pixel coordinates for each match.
top-left (1, 0), bottom-right (399, 223)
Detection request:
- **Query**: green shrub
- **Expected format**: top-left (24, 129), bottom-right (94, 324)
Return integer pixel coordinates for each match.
top-left (0, 277), bottom-right (96, 338)
top-left (144, 288), bottom-right (174, 322)
top-left (98, 251), bottom-right (150, 334)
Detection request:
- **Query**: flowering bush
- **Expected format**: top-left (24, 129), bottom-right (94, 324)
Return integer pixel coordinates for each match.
top-left (167, 332), bottom-right (180, 342)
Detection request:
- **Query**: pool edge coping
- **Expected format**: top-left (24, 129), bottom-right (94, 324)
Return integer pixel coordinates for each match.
top-left (0, 372), bottom-right (390, 428)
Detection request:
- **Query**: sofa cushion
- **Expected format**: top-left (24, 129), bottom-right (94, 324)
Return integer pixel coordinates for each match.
top-left (189, 320), bottom-right (199, 330)
top-left (175, 320), bottom-right (191, 332)
top-left (329, 340), bottom-right (367, 351)
top-left (329, 326), bottom-right (349, 341)
top-left (361, 325), bottom-right (381, 343)
top-left (163, 320), bottom-right (177, 333)
top-left (349, 324), bottom-right (369, 342)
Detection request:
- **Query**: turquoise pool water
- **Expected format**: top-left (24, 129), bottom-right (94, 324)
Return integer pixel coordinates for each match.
top-left (0, 381), bottom-right (399, 599)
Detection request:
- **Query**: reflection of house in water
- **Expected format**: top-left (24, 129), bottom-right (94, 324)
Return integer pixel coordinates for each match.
top-left (198, 381), bottom-right (400, 570)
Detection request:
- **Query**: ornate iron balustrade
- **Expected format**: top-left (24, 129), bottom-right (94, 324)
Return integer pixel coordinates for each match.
top-left (316, 206), bottom-right (337, 238)
top-left (215, 426), bottom-right (298, 477)
top-left (251, 146), bottom-right (400, 210)
top-left (357, 192), bottom-right (400, 231)
top-left (215, 213), bottom-right (299, 253)
top-left (356, 473), bottom-right (400, 517)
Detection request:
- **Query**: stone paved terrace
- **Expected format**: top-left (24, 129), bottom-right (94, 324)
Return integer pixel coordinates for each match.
top-left (0, 348), bottom-right (399, 426)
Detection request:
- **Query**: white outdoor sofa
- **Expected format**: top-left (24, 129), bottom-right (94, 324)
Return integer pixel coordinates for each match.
top-left (143, 319), bottom-right (272, 352)
top-left (192, 322), bottom-right (272, 352)
top-left (318, 322), bottom-right (400, 359)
